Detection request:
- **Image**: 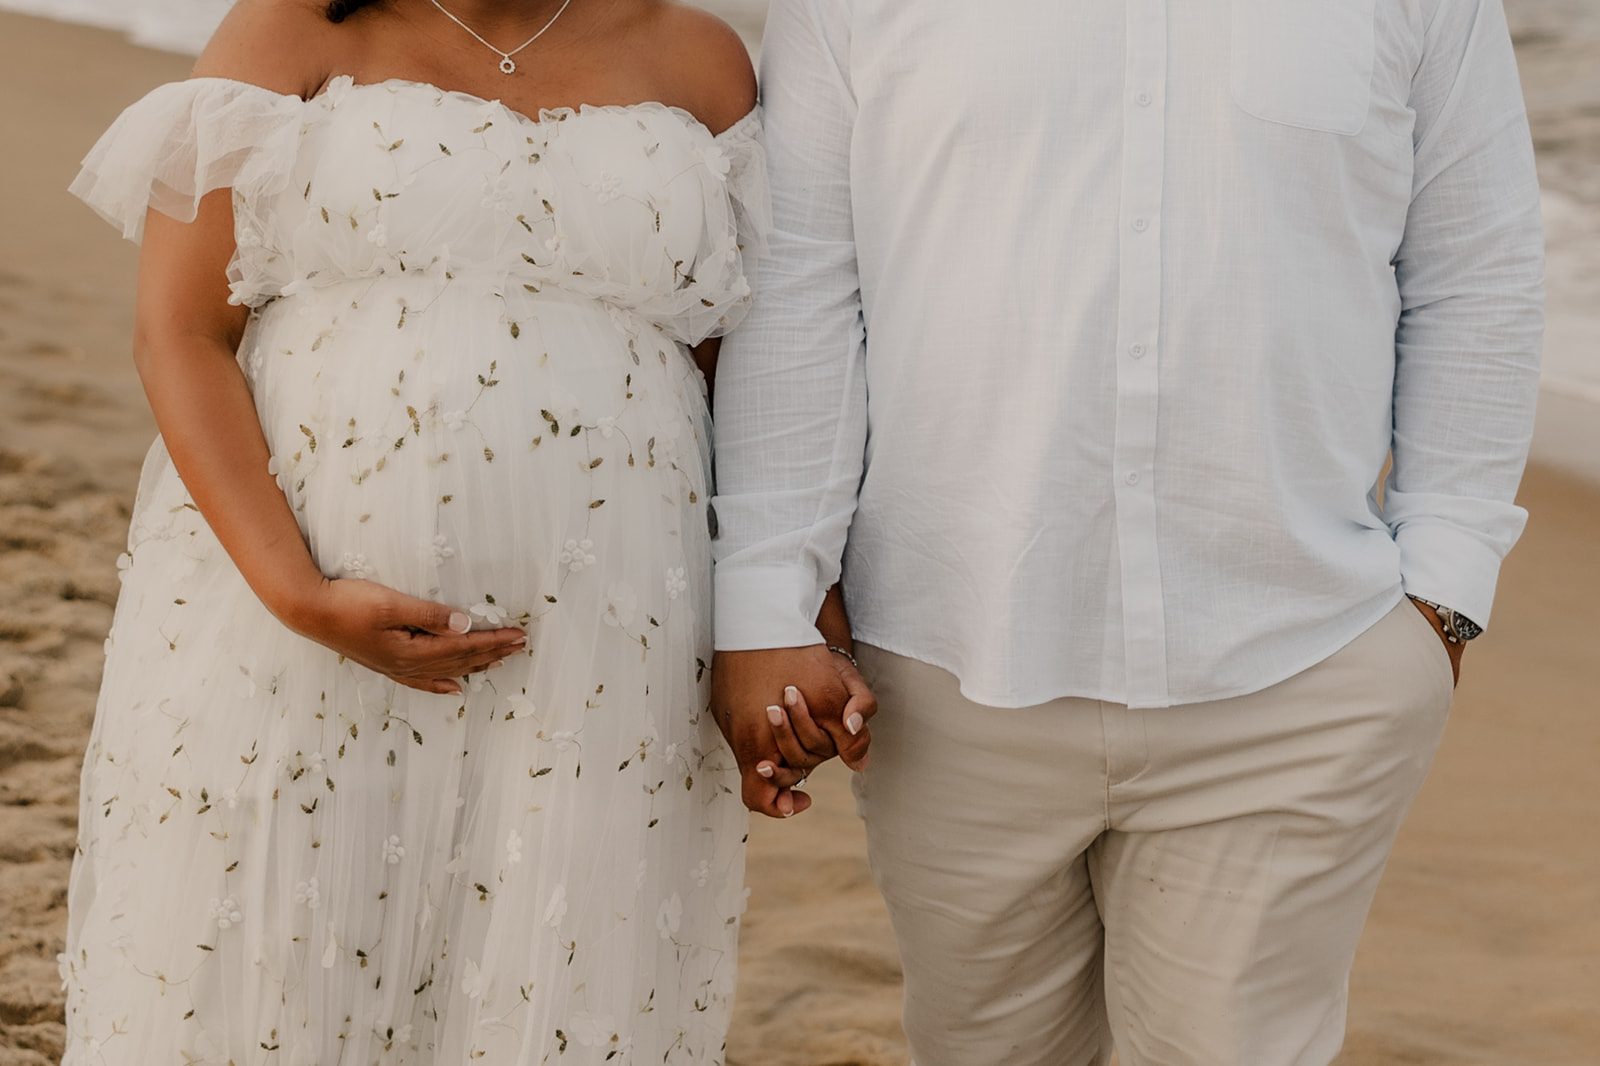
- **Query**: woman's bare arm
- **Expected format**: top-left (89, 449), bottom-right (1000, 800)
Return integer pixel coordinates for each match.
top-left (134, 187), bottom-right (527, 694)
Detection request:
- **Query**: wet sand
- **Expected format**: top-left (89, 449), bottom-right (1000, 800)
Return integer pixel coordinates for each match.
top-left (0, 9), bottom-right (1596, 1065)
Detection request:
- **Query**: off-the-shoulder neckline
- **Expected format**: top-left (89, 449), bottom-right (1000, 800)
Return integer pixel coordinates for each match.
top-left (184, 74), bottom-right (760, 143)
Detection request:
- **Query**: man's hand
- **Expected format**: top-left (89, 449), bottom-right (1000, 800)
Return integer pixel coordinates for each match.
top-left (712, 645), bottom-right (870, 818)
top-left (1408, 597), bottom-right (1464, 686)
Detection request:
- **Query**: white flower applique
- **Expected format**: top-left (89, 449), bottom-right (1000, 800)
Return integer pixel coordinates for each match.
top-left (460, 959), bottom-right (490, 1000)
top-left (383, 835), bottom-right (406, 864)
top-left (603, 582), bottom-right (637, 629)
top-left (656, 893), bottom-right (682, 940)
top-left (266, 455), bottom-right (286, 490)
top-left (441, 408), bottom-right (467, 431)
top-left (209, 896), bottom-right (244, 930)
top-left (295, 878), bottom-right (322, 909)
top-left (560, 539), bottom-right (596, 573)
top-left (542, 883), bottom-right (568, 927)
top-left (592, 171), bottom-right (622, 204)
top-left (665, 567), bottom-right (687, 600)
top-left (595, 415), bottom-right (618, 439)
top-left (366, 222), bottom-right (390, 249)
top-left (699, 141), bottom-right (731, 179)
top-left (341, 552), bottom-right (374, 580)
top-left (505, 828), bottom-right (523, 865)
top-left (547, 389), bottom-right (581, 428)
top-left (470, 599), bottom-right (508, 626)
top-left (692, 859), bottom-right (712, 888)
top-left (481, 172), bottom-right (514, 213)
top-left (115, 552), bottom-right (133, 584)
top-left (321, 921), bottom-right (340, 969)
top-left (429, 534), bottom-right (456, 565)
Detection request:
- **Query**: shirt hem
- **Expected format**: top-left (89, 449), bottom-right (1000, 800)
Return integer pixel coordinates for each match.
top-left (851, 587), bottom-right (1409, 711)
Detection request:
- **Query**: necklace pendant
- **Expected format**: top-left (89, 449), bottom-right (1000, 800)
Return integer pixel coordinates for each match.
top-left (499, 56), bottom-right (516, 74)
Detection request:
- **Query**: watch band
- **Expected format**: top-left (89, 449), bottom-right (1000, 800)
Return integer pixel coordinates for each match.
top-left (1407, 596), bottom-right (1484, 644)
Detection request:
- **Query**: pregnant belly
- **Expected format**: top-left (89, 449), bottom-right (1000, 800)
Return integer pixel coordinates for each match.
top-left (246, 281), bottom-right (709, 618)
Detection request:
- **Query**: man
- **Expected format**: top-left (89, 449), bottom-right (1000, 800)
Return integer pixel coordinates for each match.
top-left (711, 0), bottom-right (1544, 1062)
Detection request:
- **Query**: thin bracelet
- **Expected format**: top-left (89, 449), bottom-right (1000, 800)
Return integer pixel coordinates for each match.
top-left (826, 645), bottom-right (859, 669)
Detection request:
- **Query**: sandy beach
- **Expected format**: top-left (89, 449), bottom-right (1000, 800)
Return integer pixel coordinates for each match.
top-left (0, 7), bottom-right (1596, 1065)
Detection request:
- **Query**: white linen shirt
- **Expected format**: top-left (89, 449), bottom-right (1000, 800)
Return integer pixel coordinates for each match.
top-left (711, 0), bottom-right (1545, 709)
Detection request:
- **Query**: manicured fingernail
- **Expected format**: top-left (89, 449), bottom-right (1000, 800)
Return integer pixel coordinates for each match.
top-left (846, 712), bottom-right (863, 736)
top-left (447, 683), bottom-right (462, 694)
top-left (757, 763), bottom-right (775, 778)
top-left (766, 705), bottom-right (784, 726)
top-left (784, 685), bottom-right (799, 707)
top-left (488, 660), bottom-right (505, 670)
top-left (448, 611), bottom-right (471, 634)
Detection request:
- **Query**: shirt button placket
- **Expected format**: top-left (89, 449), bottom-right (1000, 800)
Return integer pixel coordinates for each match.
top-left (1110, 0), bottom-right (1170, 707)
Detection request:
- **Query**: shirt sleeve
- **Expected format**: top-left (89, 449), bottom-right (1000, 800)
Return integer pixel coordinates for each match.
top-left (710, 0), bottom-right (867, 651)
top-left (1386, 0), bottom-right (1545, 629)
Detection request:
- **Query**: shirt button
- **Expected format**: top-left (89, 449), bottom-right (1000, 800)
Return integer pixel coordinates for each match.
top-left (1129, 343), bottom-right (1146, 359)
top-left (1136, 91), bottom-right (1152, 107)
top-left (1125, 472), bottom-right (1141, 486)
top-left (1132, 217), bottom-right (1148, 232)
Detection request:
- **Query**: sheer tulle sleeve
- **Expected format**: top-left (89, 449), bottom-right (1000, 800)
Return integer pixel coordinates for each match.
top-left (632, 106), bottom-right (771, 346)
top-left (718, 107), bottom-right (772, 266)
top-left (69, 78), bottom-right (304, 244)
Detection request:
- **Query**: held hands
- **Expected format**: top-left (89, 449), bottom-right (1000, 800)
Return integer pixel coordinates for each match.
top-left (281, 578), bottom-right (529, 695)
top-left (711, 644), bottom-right (877, 819)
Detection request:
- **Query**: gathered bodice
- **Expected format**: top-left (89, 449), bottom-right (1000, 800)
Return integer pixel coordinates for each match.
top-left (72, 76), bottom-right (769, 345)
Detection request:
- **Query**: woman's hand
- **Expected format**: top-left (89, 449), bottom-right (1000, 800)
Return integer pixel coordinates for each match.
top-left (285, 578), bottom-right (529, 696)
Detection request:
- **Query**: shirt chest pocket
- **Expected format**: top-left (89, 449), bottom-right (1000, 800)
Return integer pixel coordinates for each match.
top-left (1230, 0), bottom-right (1377, 136)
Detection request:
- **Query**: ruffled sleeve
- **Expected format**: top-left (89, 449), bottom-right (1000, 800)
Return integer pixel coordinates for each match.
top-left (69, 78), bottom-right (305, 244)
top-left (716, 107), bottom-right (772, 265)
top-left (632, 106), bottom-right (772, 346)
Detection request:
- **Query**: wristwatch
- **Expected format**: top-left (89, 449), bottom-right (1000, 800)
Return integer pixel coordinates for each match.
top-left (1407, 596), bottom-right (1484, 645)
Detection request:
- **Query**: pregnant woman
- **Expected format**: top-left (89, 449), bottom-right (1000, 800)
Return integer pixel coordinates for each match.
top-left (60, 1), bottom-right (765, 1062)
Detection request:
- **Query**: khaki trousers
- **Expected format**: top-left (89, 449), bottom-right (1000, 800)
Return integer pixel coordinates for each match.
top-left (852, 601), bottom-right (1454, 1066)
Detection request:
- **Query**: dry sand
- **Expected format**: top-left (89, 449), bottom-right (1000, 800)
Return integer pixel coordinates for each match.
top-left (0, 10), bottom-right (1596, 1065)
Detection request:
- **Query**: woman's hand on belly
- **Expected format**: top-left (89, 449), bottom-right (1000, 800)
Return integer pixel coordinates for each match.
top-left (284, 577), bottom-right (528, 695)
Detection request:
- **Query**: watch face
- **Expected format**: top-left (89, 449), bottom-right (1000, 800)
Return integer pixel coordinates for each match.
top-left (1450, 611), bottom-right (1484, 642)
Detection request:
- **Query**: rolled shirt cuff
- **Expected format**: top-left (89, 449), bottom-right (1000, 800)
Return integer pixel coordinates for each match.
top-left (713, 563), bottom-right (827, 651)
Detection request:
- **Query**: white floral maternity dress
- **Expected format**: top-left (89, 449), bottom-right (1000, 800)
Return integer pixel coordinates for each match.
top-left (61, 75), bottom-right (766, 1066)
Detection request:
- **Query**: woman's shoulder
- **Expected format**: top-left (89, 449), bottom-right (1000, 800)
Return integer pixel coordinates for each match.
top-left (626, 2), bottom-right (757, 136)
top-left (189, 0), bottom-right (344, 100)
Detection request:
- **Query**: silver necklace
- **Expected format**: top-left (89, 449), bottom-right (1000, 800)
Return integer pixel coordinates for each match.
top-left (426, 0), bottom-right (576, 75)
